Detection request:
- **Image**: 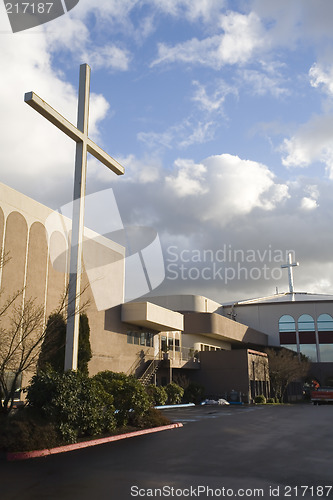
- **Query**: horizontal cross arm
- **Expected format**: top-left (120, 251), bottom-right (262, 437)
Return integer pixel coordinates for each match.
top-left (87, 138), bottom-right (124, 175)
top-left (24, 92), bottom-right (84, 143)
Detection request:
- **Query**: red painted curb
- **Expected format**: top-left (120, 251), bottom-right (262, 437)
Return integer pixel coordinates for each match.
top-left (6, 422), bottom-right (183, 461)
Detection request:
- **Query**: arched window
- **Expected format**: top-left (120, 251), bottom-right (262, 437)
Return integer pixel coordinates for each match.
top-left (318, 314), bottom-right (333, 362)
top-left (279, 315), bottom-right (296, 352)
top-left (298, 314), bottom-right (315, 331)
top-left (317, 314), bottom-right (333, 331)
top-left (278, 315), bottom-right (295, 332)
top-left (298, 314), bottom-right (317, 362)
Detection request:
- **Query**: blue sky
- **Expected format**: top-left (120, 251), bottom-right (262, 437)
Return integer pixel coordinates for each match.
top-left (1, 0), bottom-right (333, 303)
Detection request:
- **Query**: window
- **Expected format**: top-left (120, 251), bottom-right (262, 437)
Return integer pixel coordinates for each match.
top-left (317, 314), bottom-right (333, 331)
top-left (319, 344), bottom-right (333, 362)
top-left (127, 331), bottom-right (154, 347)
top-left (279, 315), bottom-right (295, 332)
top-left (299, 344), bottom-right (317, 362)
top-left (279, 315), bottom-right (296, 348)
top-left (317, 314), bottom-right (333, 361)
top-left (298, 314), bottom-right (315, 331)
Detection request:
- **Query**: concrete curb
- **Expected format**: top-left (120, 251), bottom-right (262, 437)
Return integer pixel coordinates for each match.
top-left (6, 423), bottom-right (183, 462)
top-left (154, 403), bottom-right (195, 409)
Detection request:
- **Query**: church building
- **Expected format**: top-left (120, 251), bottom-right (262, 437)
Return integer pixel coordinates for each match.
top-left (1, 181), bottom-right (332, 403)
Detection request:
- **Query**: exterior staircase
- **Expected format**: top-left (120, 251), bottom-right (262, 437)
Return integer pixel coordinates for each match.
top-left (139, 352), bottom-right (163, 386)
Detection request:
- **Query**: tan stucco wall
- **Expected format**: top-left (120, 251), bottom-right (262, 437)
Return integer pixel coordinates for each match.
top-left (0, 182), bottom-right (144, 387)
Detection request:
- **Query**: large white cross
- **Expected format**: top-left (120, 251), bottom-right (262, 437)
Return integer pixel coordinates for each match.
top-left (25, 64), bottom-right (125, 371)
top-left (281, 252), bottom-right (299, 294)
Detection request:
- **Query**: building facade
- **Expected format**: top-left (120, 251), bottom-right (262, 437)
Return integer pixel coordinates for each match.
top-left (8, 182), bottom-right (330, 401)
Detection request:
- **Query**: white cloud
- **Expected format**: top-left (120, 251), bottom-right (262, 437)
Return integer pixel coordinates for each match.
top-left (179, 121), bottom-right (216, 148)
top-left (0, 31), bottom-right (112, 206)
top-left (165, 159), bottom-right (208, 197)
top-left (239, 67), bottom-right (289, 98)
top-left (217, 11), bottom-right (265, 65)
top-left (281, 114), bottom-right (333, 177)
top-left (151, 11), bottom-right (265, 69)
top-left (138, 118), bottom-right (217, 150)
top-left (149, 0), bottom-right (225, 24)
top-left (82, 45), bottom-right (131, 72)
top-left (44, 13), bottom-right (131, 72)
top-left (300, 197), bottom-right (318, 211)
top-left (191, 80), bottom-right (237, 114)
top-left (309, 63), bottom-right (333, 96)
top-left (163, 154), bottom-right (289, 224)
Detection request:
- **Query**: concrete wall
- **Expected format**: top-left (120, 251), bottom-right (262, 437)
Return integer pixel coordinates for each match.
top-left (190, 349), bottom-right (269, 402)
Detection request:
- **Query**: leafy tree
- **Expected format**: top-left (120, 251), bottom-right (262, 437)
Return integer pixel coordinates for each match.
top-left (265, 347), bottom-right (310, 402)
top-left (93, 371), bottom-right (151, 427)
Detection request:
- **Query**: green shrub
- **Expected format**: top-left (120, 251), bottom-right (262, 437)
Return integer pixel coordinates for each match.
top-left (93, 371), bottom-right (151, 427)
top-left (165, 382), bottom-right (184, 405)
top-left (0, 409), bottom-right (59, 452)
top-left (183, 382), bottom-right (205, 404)
top-left (146, 384), bottom-right (168, 406)
top-left (254, 394), bottom-right (266, 404)
top-left (132, 407), bottom-right (171, 429)
top-left (26, 369), bottom-right (116, 443)
top-left (267, 397), bottom-right (275, 404)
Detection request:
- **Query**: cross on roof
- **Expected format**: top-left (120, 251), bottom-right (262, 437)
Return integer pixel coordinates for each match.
top-left (25, 64), bottom-right (125, 371)
top-left (281, 252), bottom-right (299, 294)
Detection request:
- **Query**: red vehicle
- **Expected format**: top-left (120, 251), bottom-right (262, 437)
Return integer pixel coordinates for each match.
top-left (311, 387), bottom-right (333, 405)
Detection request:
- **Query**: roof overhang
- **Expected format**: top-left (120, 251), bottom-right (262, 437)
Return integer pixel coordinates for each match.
top-left (121, 302), bottom-right (184, 331)
top-left (183, 312), bottom-right (268, 346)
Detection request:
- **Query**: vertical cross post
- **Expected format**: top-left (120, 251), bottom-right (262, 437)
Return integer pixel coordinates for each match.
top-left (25, 63), bottom-right (125, 372)
top-left (65, 64), bottom-right (90, 371)
top-left (281, 252), bottom-right (299, 294)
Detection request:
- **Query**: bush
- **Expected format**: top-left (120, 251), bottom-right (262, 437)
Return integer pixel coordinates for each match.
top-left (132, 407), bottom-right (171, 429)
top-left (146, 385), bottom-right (168, 406)
top-left (267, 397), bottom-right (275, 404)
top-left (254, 394), bottom-right (266, 404)
top-left (0, 409), bottom-right (59, 452)
top-left (165, 382), bottom-right (184, 405)
top-left (26, 369), bottom-right (116, 443)
top-left (93, 371), bottom-right (151, 427)
top-left (183, 382), bottom-right (205, 404)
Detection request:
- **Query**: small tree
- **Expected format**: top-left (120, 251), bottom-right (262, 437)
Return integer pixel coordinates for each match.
top-left (37, 312), bottom-right (92, 375)
top-left (265, 347), bottom-right (310, 402)
top-left (165, 382), bottom-right (184, 404)
top-left (0, 281), bottom-right (89, 415)
top-left (0, 294), bottom-right (45, 414)
top-left (37, 313), bottom-right (67, 373)
top-left (78, 313), bottom-right (92, 375)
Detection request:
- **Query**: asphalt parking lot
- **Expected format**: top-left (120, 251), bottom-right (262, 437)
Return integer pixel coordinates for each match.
top-left (1, 404), bottom-right (332, 500)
